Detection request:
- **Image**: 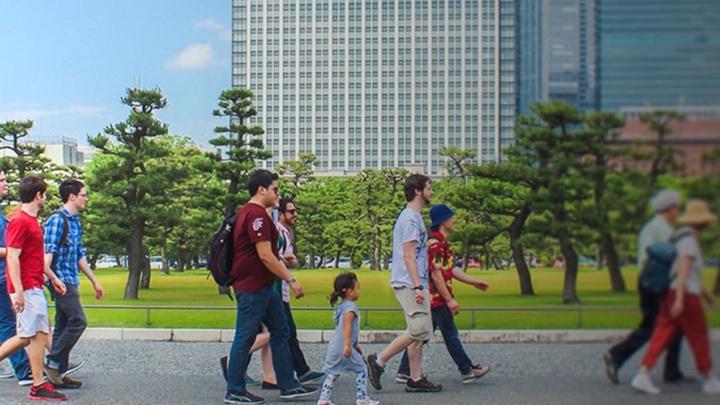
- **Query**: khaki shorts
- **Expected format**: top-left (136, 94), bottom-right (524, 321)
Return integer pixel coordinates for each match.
top-left (393, 287), bottom-right (432, 342)
top-left (10, 288), bottom-right (50, 338)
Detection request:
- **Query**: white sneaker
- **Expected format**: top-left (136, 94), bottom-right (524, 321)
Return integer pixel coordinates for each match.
top-left (702, 376), bottom-right (720, 395)
top-left (631, 373), bottom-right (660, 395)
top-left (356, 400), bottom-right (380, 405)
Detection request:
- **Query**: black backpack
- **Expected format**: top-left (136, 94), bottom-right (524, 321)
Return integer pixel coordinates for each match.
top-left (639, 230), bottom-right (692, 294)
top-left (208, 213), bottom-right (237, 290)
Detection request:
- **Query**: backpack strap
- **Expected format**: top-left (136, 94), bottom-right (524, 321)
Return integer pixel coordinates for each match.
top-left (670, 229), bottom-right (693, 244)
top-left (45, 210), bottom-right (70, 273)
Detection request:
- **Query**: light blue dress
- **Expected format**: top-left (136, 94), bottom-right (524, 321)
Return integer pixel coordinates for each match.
top-left (322, 299), bottom-right (366, 374)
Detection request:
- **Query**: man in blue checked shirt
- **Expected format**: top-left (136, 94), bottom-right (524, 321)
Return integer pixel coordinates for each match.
top-left (0, 170), bottom-right (32, 385)
top-left (43, 179), bottom-right (104, 389)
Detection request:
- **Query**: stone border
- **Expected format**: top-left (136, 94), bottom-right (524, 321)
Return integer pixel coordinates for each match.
top-left (80, 328), bottom-right (720, 344)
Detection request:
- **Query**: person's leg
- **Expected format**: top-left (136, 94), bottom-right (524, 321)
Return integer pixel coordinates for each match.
top-left (397, 350), bottom-right (410, 376)
top-left (283, 302), bottom-right (311, 376)
top-left (28, 333), bottom-right (48, 387)
top-left (609, 283), bottom-right (660, 368)
top-left (0, 283), bottom-right (30, 379)
top-left (355, 368), bottom-right (370, 401)
top-left (641, 294), bottom-right (680, 372)
top-left (262, 288), bottom-right (299, 390)
top-left (317, 374), bottom-right (339, 403)
top-left (227, 289), bottom-right (269, 395)
top-left (663, 332), bottom-right (684, 381)
top-left (407, 340), bottom-right (423, 381)
top-left (433, 306), bottom-right (473, 374)
top-left (260, 345), bottom-right (276, 384)
top-left (46, 285), bottom-right (87, 374)
top-left (675, 295), bottom-right (712, 377)
top-left (0, 336), bottom-right (30, 363)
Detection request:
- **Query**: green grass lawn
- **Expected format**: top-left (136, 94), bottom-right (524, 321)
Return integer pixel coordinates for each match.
top-left (62, 267), bottom-right (720, 330)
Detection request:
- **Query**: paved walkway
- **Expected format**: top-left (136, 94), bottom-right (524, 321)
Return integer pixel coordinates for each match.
top-left (1, 340), bottom-right (719, 404)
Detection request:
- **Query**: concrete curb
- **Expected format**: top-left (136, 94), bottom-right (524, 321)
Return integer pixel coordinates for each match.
top-left (79, 327), bottom-right (720, 344)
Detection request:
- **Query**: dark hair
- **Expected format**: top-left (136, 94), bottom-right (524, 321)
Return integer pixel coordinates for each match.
top-left (329, 272), bottom-right (358, 306)
top-left (278, 197), bottom-right (294, 214)
top-left (404, 174), bottom-right (430, 202)
top-left (59, 179), bottom-right (85, 203)
top-left (248, 169), bottom-right (279, 196)
top-left (430, 224), bottom-right (440, 232)
top-left (18, 176), bottom-right (47, 203)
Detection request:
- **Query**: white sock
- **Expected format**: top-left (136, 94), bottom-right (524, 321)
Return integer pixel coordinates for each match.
top-left (375, 357), bottom-right (385, 367)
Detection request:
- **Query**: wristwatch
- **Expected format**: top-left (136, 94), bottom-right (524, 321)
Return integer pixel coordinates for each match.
top-left (412, 285), bottom-right (424, 291)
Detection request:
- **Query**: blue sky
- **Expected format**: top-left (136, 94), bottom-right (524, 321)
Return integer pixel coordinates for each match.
top-left (0, 0), bottom-right (231, 146)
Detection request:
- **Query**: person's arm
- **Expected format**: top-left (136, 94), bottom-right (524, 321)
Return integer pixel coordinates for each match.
top-left (6, 247), bottom-right (25, 312)
top-left (43, 252), bottom-right (66, 296)
top-left (402, 241), bottom-right (425, 304)
top-left (670, 255), bottom-right (692, 318)
top-left (343, 310), bottom-right (356, 357)
top-left (256, 241), bottom-right (304, 298)
top-left (79, 257), bottom-right (104, 299)
top-left (43, 215), bottom-right (66, 295)
top-left (0, 247), bottom-right (6, 258)
top-left (452, 267), bottom-right (489, 291)
top-left (431, 269), bottom-right (458, 313)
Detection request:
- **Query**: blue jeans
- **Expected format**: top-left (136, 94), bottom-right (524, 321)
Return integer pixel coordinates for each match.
top-left (398, 305), bottom-right (473, 375)
top-left (227, 287), bottom-right (300, 394)
top-left (0, 278), bottom-right (30, 380)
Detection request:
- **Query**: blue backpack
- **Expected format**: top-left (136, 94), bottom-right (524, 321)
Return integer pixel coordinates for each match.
top-left (639, 230), bottom-right (692, 294)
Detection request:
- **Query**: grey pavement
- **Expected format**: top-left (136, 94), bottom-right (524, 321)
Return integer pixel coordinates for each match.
top-left (1, 340), bottom-right (719, 405)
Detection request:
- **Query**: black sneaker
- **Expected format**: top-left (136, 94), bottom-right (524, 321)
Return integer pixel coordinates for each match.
top-left (603, 352), bottom-right (618, 385)
top-left (60, 360), bottom-right (87, 379)
top-left (261, 381), bottom-right (280, 390)
top-left (224, 390), bottom-right (264, 404)
top-left (461, 364), bottom-right (491, 384)
top-left (28, 382), bottom-right (67, 401)
top-left (298, 370), bottom-right (325, 384)
top-left (405, 376), bottom-right (442, 393)
top-left (279, 385), bottom-right (319, 400)
top-left (364, 353), bottom-right (384, 390)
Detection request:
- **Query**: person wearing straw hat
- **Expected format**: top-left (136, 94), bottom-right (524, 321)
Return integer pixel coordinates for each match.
top-left (631, 200), bottom-right (720, 395)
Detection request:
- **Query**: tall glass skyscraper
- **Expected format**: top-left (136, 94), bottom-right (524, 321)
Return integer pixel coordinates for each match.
top-left (232, 0), bottom-right (516, 175)
top-left (516, 0), bottom-right (543, 115)
top-left (599, 0), bottom-right (720, 111)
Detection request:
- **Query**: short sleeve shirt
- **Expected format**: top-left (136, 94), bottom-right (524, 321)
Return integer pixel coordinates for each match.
top-left (390, 207), bottom-right (429, 289)
top-left (5, 210), bottom-right (45, 294)
top-left (276, 221), bottom-right (294, 303)
top-left (231, 203), bottom-right (279, 293)
top-left (0, 209), bottom-right (8, 279)
top-left (671, 228), bottom-right (703, 294)
top-left (428, 231), bottom-right (455, 309)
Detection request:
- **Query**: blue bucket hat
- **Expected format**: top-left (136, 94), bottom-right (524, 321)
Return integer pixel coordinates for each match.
top-left (430, 204), bottom-right (455, 228)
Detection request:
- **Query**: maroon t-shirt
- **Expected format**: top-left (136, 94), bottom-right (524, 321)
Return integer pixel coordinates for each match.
top-left (231, 203), bottom-right (279, 293)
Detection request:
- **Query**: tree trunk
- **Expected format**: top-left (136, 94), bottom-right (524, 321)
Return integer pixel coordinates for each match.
top-left (225, 177), bottom-right (239, 217)
top-left (176, 252), bottom-right (186, 272)
top-left (508, 208), bottom-right (534, 295)
top-left (309, 250), bottom-right (316, 268)
top-left (463, 252), bottom-right (470, 272)
top-left (602, 231), bottom-right (626, 292)
top-left (160, 246), bottom-right (170, 275)
top-left (88, 253), bottom-right (99, 270)
top-left (114, 255), bottom-right (123, 267)
top-left (140, 252), bottom-right (151, 289)
top-left (558, 231), bottom-right (580, 304)
top-left (124, 220), bottom-right (145, 299)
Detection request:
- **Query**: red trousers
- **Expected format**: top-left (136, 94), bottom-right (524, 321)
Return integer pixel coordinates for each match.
top-left (641, 290), bottom-right (712, 375)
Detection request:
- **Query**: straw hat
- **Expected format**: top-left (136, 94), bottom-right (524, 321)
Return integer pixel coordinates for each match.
top-left (677, 200), bottom-right (718, 226)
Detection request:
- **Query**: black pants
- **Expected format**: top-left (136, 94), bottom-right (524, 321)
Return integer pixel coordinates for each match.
top-left (47, 284), bottom-right (87, 373)
top-left (283, 302), bottom-right (310, 377)
top-left (608, 281), bottom-right (683, 379)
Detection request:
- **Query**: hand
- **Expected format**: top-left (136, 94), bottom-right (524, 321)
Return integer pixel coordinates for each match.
top-left (51, 277), bottom-right (66, 296)
top-left (290, 281), bottom-right (305, 299)
top-left (12, 292), bottom-right (25, 313)
top-left (414, 289), bottom-right (425, 304)
top-left (446, 299), bottom-right (460, 315)
top-left (94, 282), bottom-right (105, 300)
top-left (283, 253), bottom-right (297, 263)
top-left (670, 299), bottom-right (684, 319)
top-left (474, 280), bottom-right (490, 291)
top-left (343, 344), bottom-right (352, 358)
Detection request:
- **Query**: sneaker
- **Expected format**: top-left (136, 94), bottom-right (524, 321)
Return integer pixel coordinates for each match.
top-left (57, 376), bottom-right (82, 389)
top-left (603, 352), bottom-right (619, 385)
top-left (462, 365), bottom-right (491, 384)
top-left (224, 390), bottom-right (264, 404)
top-left (317, 401), bottom-right (336, 405)
top-left (28, 382), bottom-right (67, 401)
top-left (298, 370), bottom-right (325, 384)
top-left (245, 374), bottom-right (261, 386)
top-left (60, 360), bottom-right (87, 379)
top-left (18, 375), bottom-right (35, 386)
top-left (279, 385), bottom-right (319, 400)
top-left (356, 400), bottom-right (380, 405)
top-left (395, 372), bottom-right (410, 384)
top-left (702, 376), bottom-right (720, 395)
top-left (0, 360), bottom-right (14, 379)
top-left (44, 365), bottom-right (63, 386)
top-left (364, 354), bottom-right (384, 390)
top-left (630, 373), bottom-right (660, 395)
top-left (261, 381), bottom-right (279, 390)
top-left (405, 376), bottom-right (443, 393)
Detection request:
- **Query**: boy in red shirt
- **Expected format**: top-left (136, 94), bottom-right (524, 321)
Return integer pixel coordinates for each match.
top-left (396, 204), bottom-right (492, 384)
top-left (0, 176), bottom-right (67, 401)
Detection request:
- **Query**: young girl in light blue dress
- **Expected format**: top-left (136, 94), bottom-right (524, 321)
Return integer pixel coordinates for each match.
top-left (318, 272), bottom-right (379, 405)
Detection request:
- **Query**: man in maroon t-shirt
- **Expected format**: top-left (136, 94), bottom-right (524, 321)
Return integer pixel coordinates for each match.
top-left (224, 169), bottom-right (318, 404)
top-left (0, 176), bottom-right (67, 401)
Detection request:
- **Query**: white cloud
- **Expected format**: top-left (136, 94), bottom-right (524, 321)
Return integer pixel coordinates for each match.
top-left (194, 17), bottom-right (231, 41)
top-left (165, 43), bottom-right (217, 71)
top-left (0, 105), bottom-right (107, 121)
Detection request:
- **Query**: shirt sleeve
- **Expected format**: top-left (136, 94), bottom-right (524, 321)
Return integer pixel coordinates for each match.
top-left (427, 239), bottom-right (442, 274)
top-left (43, 214), bottom-right (64, 254)
top-left (246, 210), bottom-right (272, 244)
top-left (676, 236), bottom-right (699, 260)
top-left (6, 218), bottom-right (27, 249)
top-left (77, 227), bottom-right (87, 259)
top-left (399, 217), bottom-right (420, 245)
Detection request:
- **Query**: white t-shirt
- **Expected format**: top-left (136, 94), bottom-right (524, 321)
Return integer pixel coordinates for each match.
top-left (671, 228), bottom-right (703, 295)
